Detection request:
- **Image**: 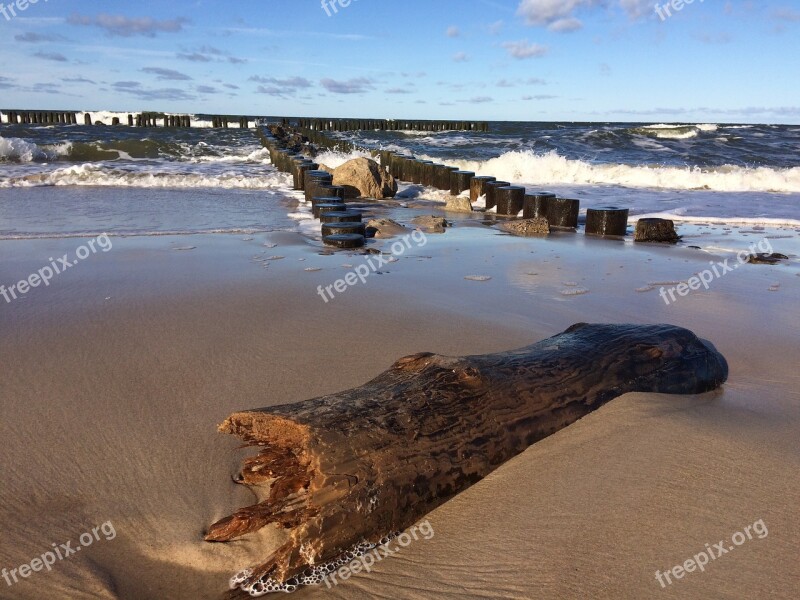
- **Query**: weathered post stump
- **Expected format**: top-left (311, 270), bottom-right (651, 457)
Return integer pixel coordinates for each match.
top-left (320, 210), bottom-right (363, 223)
top-left (305, 171), bottom-right (334, 202)
top-left (585, 207), bottom-right (629, 237)
top-left (495, 186), bottom-right (526, 216)
top-left (323, 233), bottom-right (366, 249)
top-left (321, 222), bottom-right (367, 237)
top-left (470, 176), bottom-right (497, 204)
top-left (547, 198), bottom-right (580, 229)
top-left (450, 171), bottom-right (475, 196)
top-left (484, 180), bottom-right (510, 210)
top-left (634, 218), bottom-right (680, 243)
top-left (522, 192), bottom-right (555, 219)
top-left (314, 203), bottom-right (348, 219)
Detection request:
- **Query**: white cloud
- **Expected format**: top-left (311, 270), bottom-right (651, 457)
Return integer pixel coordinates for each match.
top-left (516, 0), bottom-right (651, 31)
top-left (548, 17), bottom-right (583, 31)
top-left (502, 40), bottom-right (549, 59)
top-left (446, 26), bottom-right (460, 37)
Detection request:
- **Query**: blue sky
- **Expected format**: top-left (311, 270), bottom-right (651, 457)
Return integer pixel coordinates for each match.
top-left (0, 0), bottom-right (798, 123)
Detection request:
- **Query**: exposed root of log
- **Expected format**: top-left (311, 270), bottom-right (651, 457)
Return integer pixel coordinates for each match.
top-left (207, 323), bottom-right (728, 594)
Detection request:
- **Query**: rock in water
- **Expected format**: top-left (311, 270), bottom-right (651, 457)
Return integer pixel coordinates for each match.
top-left (635, 218), bottom-right (680, 243)
top-left (411, 215), bottom-right (448, 233)
top-left (365, 218), bottom-right (407, 238)
top-left (499, 217), bottom-right (550, 236)
top-left (746, 253), bottom-right (789, 265)
top-left (445, 196), bottom-right (473, 213)
top-left (333, 158), bottom-right (398, 199)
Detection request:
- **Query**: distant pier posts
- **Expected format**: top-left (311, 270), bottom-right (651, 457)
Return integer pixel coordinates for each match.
top-left (585, 207), bottom-right (629, 237)
top-left (84, 113), bottom-right (92, 126)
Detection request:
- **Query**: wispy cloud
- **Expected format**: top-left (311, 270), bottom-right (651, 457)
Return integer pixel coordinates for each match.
top-left (14, 32), bottom-right (69, 43)
top-left (112, 81), bottom-right (194, 101)
top-left (502, 40), bottom-right (548, 59)
top-left (320, 77), bottom-right (375, 94)
top-left (63, 76), bottom-right (96, 84)
top-left (177, 45), bottom-right (247, 64)
top-left (249, 76), bottom-right (312, 88)
top-left (33, 51), bottom-right (68, 62)
top-left (453, 52), bottom-right (469, 62)
top-left (141, 67), bottom-right (192, 81)
top-left (67, 13), bottom-right (188, 37)
top-left (446, 25), bottom-right (460, 37)
top-left (250, 76), bottom-right (312, 98)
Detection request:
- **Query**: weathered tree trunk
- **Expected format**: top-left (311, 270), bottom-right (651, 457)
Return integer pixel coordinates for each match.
top-left (207, 324), bottom-right (727, 590)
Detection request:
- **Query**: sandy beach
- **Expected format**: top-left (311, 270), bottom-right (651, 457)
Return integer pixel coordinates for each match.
top-left (1, 212), bottom-right (798, 599)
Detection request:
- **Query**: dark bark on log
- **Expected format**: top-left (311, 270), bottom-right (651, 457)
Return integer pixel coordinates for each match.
top-left (207, 324), bottom-right (728, 589)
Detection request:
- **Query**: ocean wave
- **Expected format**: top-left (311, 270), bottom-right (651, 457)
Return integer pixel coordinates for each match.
top-left (0, 136), bottom-right (56, 162)
top-left (1, 163), bottom-right (292, 189)
top-left (632, 212), bottom-right (800, 228)
top-left (625, 123), bottom-right (720, 140)
top-left (1, 135), bottom-right (270, 163)
top-left (435, 149), bottom-right (800, 193)
top-left (312, 149), bottom-right (374, 168)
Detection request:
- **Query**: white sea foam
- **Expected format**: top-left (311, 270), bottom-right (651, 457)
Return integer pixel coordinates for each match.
top-left (631, 212), bottom-right (800, 228)
top-left (312, 149), bottom-right (373, 169)
top-left (0, 136), bottom-right (53, 161)
top-left (429, 149), bottom-right (800, 194)
top-left (1, 163), bottom-right (291, 189)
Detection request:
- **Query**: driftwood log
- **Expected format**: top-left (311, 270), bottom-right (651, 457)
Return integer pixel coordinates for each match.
top-left (207, 323), bottom-right (728, 591)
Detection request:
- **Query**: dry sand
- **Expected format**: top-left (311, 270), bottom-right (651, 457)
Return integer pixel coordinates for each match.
top-left (1, 220), bottom-right (798, 599)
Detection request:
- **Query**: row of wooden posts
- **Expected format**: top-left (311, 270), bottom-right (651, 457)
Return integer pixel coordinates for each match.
top-left (0, 111), bottom-right (250, 128)
top-left (283, 118), bottom-right (489, 133)
top-left (286, 125), bottom-right (663, 239)
top-left (378, 151), bottom-right (632, 235)
top-left (257, 128), bottom-right (369, 249)
top-left (3, 111), bottom-right (78, 125)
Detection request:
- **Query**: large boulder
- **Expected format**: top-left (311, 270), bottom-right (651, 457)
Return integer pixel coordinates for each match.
top-left (445, 196), bottom-right (473, 213)
top-left (333, 158), bottom-right (397, 199)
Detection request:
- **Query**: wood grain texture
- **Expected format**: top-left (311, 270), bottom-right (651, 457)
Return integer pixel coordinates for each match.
top-left (206, 323), bottom-right (728, 586)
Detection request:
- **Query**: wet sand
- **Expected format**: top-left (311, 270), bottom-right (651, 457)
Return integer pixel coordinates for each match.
top-left (1, 219), bottom-right (799, 599)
